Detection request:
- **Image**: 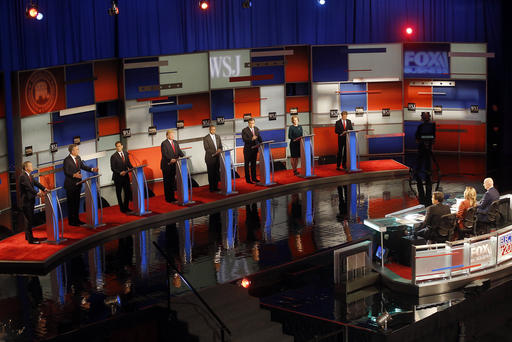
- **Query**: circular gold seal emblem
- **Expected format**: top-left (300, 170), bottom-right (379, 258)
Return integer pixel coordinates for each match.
top-left (25, 70), bottom-right (58, 114)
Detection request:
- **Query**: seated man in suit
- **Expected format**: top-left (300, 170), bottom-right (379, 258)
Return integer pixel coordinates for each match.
top-left (203, 125), bottom-right (223, 192)
top-left (477, 177), bottom-right (500, 222)
top-left (110, 141), bottom-right (133, 213)
top-left (19, 161), bottom-right (48, 244)
top-left (415, 191), bottom-right (451, 242)
top-left (63, 144), bottom-right (99, 226)
top-left (160, 129), bottom-right (184, 203)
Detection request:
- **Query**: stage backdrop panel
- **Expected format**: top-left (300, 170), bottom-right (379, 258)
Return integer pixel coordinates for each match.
top-left (52, 110), bottom-right (96, 146)
top-left (404, 79), bottom-right (433, 109)
top-left (128, 146), bottom-right (162, 181)
top-left (235, 115), bottom-right (285, 132)
top-left (234, 87), bottom-right (260, 119)
top-left (98, 153), bottom-right (113, 186)
top-left (126, 134), bottom-right (152, 150)
top-left (97, 135), bottom-right (120, 151)
top-left (260, 85), bottom-right (285, 116)
top-left (312, 46), bottom-right (348, 82)
top-left (286, 96), bottom-right (310, 113)
top-left (251, 49), bottom-right (285, 86)
top-left (21, 113), bottom-right (52, 153)
top-left (65, 63), bottom-right (95, 108)
top-left (211, 89), bottom-right (234, 120)
top-left (367, 124), bottom-right (404, 154)
top-left (312, 83), bottom-right (339, 114)
top-left (159, 53), bottom-right (209, 96)
top-left (450, 43), bottom-right (487, 80)
top-left (178, 93), bottom-right (210, 127)
top-left (403, 43), bottom-right (450, 79)
top-left (312, 126), bottom-right (337, 156)
top-left (94, 60), bottom-right (119, 102)
top-left (124, 61), bottom-right (159, 100)
top-left (177, 125), bottom-right (209, 141)
top-left (340, 83), bottom-right (367, 112)
top-left (433, 80), bottom-right (486, 110)
top-left (367, 110), bottom-right (403, 125)
top-left (209, 49), bottom-right (251, 89)
top-left (19, 67), bottom-right (67, 117)
top-left (347, 43), bottom-right (402, 81)
top-left (285, 45), bottom-right (310, 83)
top-left (98, 116), bottom-right (120, 137)
top-left (367, 82), bottom-right (402, 111)
top-left (125, 100), bottom-right (152, 134)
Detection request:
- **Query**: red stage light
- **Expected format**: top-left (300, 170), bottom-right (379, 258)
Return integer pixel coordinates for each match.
top-left (28, 7), bottom-right (38, 17)
top-left (199, 0), bottom-right (209, 10)
top-left (241, 278), bottom-right (251, 288)
top-left (405, 27), bottom-right (413, 35)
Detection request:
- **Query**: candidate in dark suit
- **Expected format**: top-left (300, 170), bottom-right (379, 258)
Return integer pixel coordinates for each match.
top-left (63, 144), bottom-right (98, 226)
top-left (241, 118), bottom-right (262, 184)
top-left (203, 125), bottom-right (223, 192)
top-left (161, 129), bottom-right (184, 203)
top-left (477, 177), bottom-right (500, 222)
top-left (19, 161), bottom-right (48, 244)
top-left (334, 111), bottom-right (353, 170)
top-left (110, 141), bottom-right (133, 213)
top-left (415, 191), bottom-right (451, 242)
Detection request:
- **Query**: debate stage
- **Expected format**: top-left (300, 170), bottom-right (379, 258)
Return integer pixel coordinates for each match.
top-left (0, 159), bottom-right (408, 274)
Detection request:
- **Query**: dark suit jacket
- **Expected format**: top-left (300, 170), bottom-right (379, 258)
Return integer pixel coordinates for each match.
top-left (160, 139), bottom-right (184, 174)
top-left (63, 155), bottom-right (93, 190)
top-left (110, 151), bottom-right (133, 181)
top-left (19, 172), bottom-right (45, 206)
top-left (203, 134), bottom-right (223, 163)
top-left (335, 118), bottom-right (353, 141)
top-left (477, 187), bottom-right (500, 215)
top-left (241, 126), bottom-right (262, 150)
top-left (418, 203), bottom-right (451, 230)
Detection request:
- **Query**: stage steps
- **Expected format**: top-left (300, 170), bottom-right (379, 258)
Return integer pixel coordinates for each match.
top-left (171, 283), bottom-right (293, 342)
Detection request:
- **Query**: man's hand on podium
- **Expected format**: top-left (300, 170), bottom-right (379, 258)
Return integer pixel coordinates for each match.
top-left (92, 167), bottom-right (99, 173)
top-left (120, 171), bottom-right (127, 176)
top-left (170, 158), bottom-right (177, 164)
top-left (252, 135), bottom-right (258, 141)
top-left (37, 190), bottom-right (45, 197)
top-left (73, 172), bottom-right (82, 179)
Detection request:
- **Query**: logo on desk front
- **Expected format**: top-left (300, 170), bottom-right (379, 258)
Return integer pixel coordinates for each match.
top-left (499, 231), bottom-right (512, 258)
top-left (25, 70), bottom-right (59, 114)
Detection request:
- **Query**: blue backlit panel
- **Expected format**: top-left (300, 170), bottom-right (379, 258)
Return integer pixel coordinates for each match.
top-left (52, 110), bottom-right (96, 145)
top-left (433, 80), bottom-right (486, 109)
top-left (211, 89), bottom-right (234, 120)
top-left (340, 83), bottom-right (367, 112)
top-left (312, 46), bottom-right (348, 82)
top-left (66, 64), bottom-right (95, 108)
top-left (125, 67), bottom-right (159, 100)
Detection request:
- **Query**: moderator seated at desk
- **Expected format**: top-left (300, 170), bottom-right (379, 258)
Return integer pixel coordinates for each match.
top-left (414, 191), bottom-right (451, 243)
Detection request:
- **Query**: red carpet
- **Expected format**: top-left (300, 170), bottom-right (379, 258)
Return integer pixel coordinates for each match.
top-left (0, 160), bottom-right (408, 263)
top-left (385, 262), bottom-right (412, 280)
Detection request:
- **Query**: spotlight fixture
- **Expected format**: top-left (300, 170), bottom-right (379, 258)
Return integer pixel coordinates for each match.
top-left (25, 2), bottom-right (39, 19)
top-left (108, 0), bottom-right (119, 16)
top-left (242, 0), bottom-right (252, 8)
top-left (36, 12), bottom-right (43, 20)
top-left (318, 0), bottom-right (326, 5)
top-left (240, 278), bottom-right (251, 288)
top-left (199, 0), bottom-right (209, 10)
top-left (405, 27), bottom-right (413, 35)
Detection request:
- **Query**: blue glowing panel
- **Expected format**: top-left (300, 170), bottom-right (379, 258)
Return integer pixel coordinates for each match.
top-left (152, 96), bottom-right (177, 129)
top-left (251, 51), bottom-right (285, 86)
top-left (340, 83), bottom-right (367, 112)
top-left (211, 89), bottom-right (234, 120)
top-left (368, 137), bottom-right (403, 154)
top-left (125, 67), bottom-right (159, 100)
top-left (404, 43), bottom-right (450, 79)
top-left (66, 64), bottom-right (95, 108)
top-left (404, 121), bottom-right (422, 150)
top-left (52, 111), bottom-right (96, 145)
top-left (433, 80), bottom-right (486, 109)
top-left (312, 46), bottom-right (348, 82)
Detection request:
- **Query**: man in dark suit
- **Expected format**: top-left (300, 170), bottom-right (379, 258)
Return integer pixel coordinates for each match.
top-left (19, 161), bottom-right (48, 244)
top-left (203, 125), bottom-right (223, 192)
top-left (415, 191), bottom-right (451, 242)
top-left (414, 112), bottom-right (436, 206)
top-left (63, 144), bottom-right (98, 226)
top-left (334, 111), bottom-right (353, 170)
top-left (110, 141), bottom-right (133, 213)
top-left (161, 129), bottom-right (184, 203)
top-left (477, 177), bottom-right (500, 222)
top-left (241, 118), bottom-right (262, 184)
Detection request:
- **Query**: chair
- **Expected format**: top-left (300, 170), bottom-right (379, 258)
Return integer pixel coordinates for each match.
top-left (460, 206), bottom-right (477, 238)
top-left (498, 198), bottom-right (511, 227)
top-left (477, 200), bottom-right (501, 234)
top-left (438, 213), bottom-right (457, 242)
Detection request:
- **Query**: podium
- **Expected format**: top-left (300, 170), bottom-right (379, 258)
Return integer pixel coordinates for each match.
top-left (77, 174), bottom-right (105, 229)
top-left (254, 140), bottom-right (275, 186)
top-left (176, 157), bottom-right (194, 206)
top-left (296, 134), bottom-right (316, 178)
top-left (43, 187), bottom-right (66, 244)
top-left (218, 149), bottom-right (237, 195)
top-left (130, 165), bottom-right (151, 216)
top-left (345, 130), bottom-right (363, 173)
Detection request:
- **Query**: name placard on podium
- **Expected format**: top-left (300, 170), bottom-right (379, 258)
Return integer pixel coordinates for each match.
top-left (76, 174), bottom-right (105, 229)
top-left (129, 165), bottom-right (151, 216)
top-left (216, 149), bottom-right (237, 195)
top-left (176, 157), bottom-right (194, 206)
top-left (43, 187), bottom-right (66, 244)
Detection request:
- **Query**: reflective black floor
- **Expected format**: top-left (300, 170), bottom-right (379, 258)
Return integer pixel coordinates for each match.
top-left (1, 153), bottom-right (507, 340)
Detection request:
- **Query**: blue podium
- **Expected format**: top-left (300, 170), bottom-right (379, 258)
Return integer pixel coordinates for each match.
top-left (254, 140), bottom-right (275, 186)
top-left (130, 165), bottom-right (151, 216)
top-left (77, 174), bottom-right (105, 229)
top-left (176, 156), bottom-right (194, 206)
top-left (296, 134), bottom-right (316, 178)
top-left (345, 130), bottom-right (363, 173)
top-left (218, 149), bottom-right (237, 195)
top-left (43, 187), bottom-right (66, 244)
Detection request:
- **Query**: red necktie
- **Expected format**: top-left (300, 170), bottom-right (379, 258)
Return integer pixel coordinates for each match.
top-left (121, 152), bottom-right (125, 163)
top-left (343, 120), bottom-right (346, 130)
top-left (251, 128), bottom-right (255, 137)
top-left (171, 140), bottom-right (176, 153)
top-left (75, 158), bottom-right (79, 168)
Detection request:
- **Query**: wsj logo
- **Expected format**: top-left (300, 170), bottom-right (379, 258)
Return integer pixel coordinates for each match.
top-left (210, 55), bottom-right (242, 79)
top-left (471, 244), bottom-right (492, 263)
top-left (404, 51), bottom-right (449, 75)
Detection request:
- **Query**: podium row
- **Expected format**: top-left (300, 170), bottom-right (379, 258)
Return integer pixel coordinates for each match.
top-left (40, 131), bottom-right (364, 244)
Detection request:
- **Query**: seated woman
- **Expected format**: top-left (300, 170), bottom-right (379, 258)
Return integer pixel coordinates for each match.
top-left (456, 187), bottom-right (477, 236)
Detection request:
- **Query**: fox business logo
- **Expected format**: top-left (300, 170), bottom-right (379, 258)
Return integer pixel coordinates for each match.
top-left (25, 70), bottom-right (58, 114)
top-left (470, 243), bottom-right (492, 263)
top-left (499, 232), bottom-right (512, 257)
top-left (404, 51), bottom-right (449, 76)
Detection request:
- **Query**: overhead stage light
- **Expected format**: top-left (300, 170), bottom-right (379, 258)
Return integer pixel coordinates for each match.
top-left (25, 2), bottom-right (38, 19)
top-left (242, 0), bottom-right (252, 8)
top-left (405, 27), bottom-right (413, 35)
top-left (199, 0), bottom-right (209, 10)
top-left (36, 12), bottom-right (43, 20)
top-left (108, 0), bottom-right (119, 16)
top-left (318, 0), bottom-right (326, 5)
